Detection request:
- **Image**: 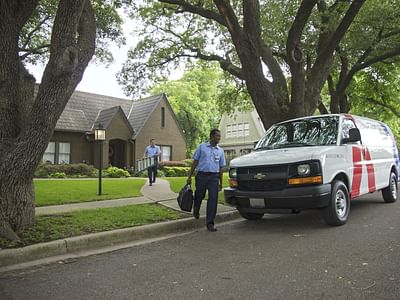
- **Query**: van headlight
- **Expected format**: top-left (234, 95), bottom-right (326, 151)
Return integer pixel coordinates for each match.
top-left (288, 161), bottom-right (322, 185)
top-left (297, 164), bottom-right (311, 176)
top-left (229, 168), bottom-right (237, 178)
top-left (228, 168), bottom-right (238, 188)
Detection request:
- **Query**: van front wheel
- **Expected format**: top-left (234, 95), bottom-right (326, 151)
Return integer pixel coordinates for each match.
top-left (322, 180), bottom-right (350, 226)
top-left (382, 172), bottom-right (398, 203)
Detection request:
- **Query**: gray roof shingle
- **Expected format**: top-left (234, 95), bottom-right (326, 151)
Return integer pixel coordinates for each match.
top-left (128, 94), bottom-right (163, 138)
top-left (65, 90), bottom-right (133, 126)
top-left (53, 88), bottom-right (164, 137)
top-left (56, 108), bottom-right (90, 132)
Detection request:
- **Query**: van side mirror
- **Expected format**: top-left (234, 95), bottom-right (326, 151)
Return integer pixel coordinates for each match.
top-left (342, 128), bottom-right (361, 144)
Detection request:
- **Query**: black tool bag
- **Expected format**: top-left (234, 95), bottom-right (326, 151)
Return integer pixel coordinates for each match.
top-left (177, 184), bottom-right (194, 212)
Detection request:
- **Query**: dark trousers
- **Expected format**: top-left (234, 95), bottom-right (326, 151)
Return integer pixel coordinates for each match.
top-left (148, 164), bottom-right (158, 183)
top-left (194, 172), bottom-right (219, 225)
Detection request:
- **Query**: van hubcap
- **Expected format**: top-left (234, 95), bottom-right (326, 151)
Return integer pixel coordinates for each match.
top-left (335, 190), bottom-right (347, 218)
top-left (391, 177), bottom-right (397, 200)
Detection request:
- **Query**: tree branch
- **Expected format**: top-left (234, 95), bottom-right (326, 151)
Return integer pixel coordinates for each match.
top-left (316, 0), bottom-right (365, 66)
top-left (213, 0), bottom-right (244, 40)
top-left (286, 0), bottom-right (318, 63)
top-left (307, 0), bottom-right (365, 100)
top-left (19, 44), bottom-right (51, 60)
top-left (242, 1), bottom-right (288, 103)
top-left (21, 16), bottom-right (51, 51)
top-left (146, 50), bottom-right (244, 80)
top-left (366, 97), bottom-right (400, 117)
top-left (159, 0), bottom-right (227, 26)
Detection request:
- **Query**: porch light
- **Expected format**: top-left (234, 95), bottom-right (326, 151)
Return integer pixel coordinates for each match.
top-left (95, 124), bottom-right (106, 141)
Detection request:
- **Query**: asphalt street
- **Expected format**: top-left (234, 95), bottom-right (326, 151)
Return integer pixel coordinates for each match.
top-left (1, 192), bottom-right (399, 300)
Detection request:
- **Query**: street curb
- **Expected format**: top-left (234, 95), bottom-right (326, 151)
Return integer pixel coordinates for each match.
top-left (0, 210), bottom-right (240, 268)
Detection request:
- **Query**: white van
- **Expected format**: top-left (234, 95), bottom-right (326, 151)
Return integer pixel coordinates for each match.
top-left (224, 114), bottom-right (399, 226)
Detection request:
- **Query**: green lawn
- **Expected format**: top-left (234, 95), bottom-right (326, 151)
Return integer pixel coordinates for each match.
top-left (164, 173), bottom-right (229, 204)
top-left (34, 178), bottom-right (146, 207)
top-left (0, 204), bottom-right (186, 249)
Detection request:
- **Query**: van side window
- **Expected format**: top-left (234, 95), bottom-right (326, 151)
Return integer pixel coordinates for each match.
top-left (341, 119), bottom-right (356, 140)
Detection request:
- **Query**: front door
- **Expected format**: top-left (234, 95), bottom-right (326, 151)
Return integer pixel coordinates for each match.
top-left (109, 139), bottom-right (126, 168)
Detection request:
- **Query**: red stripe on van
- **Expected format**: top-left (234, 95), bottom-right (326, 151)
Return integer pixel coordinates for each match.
top-left (351, 147), bottom-right (362, 198)
top-left (364, 147), bottom-right (376, 193)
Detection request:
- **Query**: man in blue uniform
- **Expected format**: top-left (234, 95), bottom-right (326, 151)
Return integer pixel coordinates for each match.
top-left (144, 139), bottom-right (161, 186)
top-left (187, 129), bottom-right (225, 232)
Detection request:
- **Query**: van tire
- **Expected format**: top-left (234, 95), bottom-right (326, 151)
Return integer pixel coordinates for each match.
top-left (382, 172), bottom-right (398, 203)
top-left (322, 180), bottom-right (350, 226)
top-left (238, 209), bottom-right (264, 220)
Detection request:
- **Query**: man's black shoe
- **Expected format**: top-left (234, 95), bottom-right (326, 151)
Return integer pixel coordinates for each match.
top-left (149, 182), bottom-right (152, 186)
top-left (193, 209), bottom-right (199, 219)
top-left (207, 224), bottom-right (217, 232)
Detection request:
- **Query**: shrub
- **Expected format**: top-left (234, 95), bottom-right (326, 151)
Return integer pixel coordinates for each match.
top-left (49, 172), bottom-right (66, 178)
top-left (103, 166), bottom-right (130, 178)
top-left (159, 160), bottom-right (187, 168)
top-left (35, 162), bottom-right (98, 178)
top-left (182, 159), bottom-right (193, 167)
top-left (163, 166), bottom-right (190, 177)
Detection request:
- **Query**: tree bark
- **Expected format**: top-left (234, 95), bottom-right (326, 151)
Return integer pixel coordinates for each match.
top-left (0, 0), bottom-right (96, 239)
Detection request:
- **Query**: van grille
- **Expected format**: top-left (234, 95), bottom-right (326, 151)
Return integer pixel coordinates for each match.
top-left (237, 165), bottom-right (288, 191)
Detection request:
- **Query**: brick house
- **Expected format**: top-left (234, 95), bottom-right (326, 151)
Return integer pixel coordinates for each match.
top-left (43, 90), bottom-right (187, 169)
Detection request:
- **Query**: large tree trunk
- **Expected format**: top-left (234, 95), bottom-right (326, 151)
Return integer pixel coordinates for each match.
top-left (0, 0), bottom-right (96, 240)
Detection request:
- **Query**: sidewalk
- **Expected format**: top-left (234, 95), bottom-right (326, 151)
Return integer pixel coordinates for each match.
top-left (0, 178), bottom-right (239, 271)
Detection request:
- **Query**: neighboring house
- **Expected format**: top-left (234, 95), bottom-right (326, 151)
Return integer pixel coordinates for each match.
top-left (43, 89), bottom-right (186, 169)
top-left (218, 109), bottom-right (266, 165)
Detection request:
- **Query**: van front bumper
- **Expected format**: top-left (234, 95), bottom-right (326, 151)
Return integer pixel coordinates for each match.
top-left (224, 184), bottom-right (331, 212)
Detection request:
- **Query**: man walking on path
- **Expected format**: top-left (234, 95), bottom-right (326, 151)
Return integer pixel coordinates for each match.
top-left (144, 139), bottom-right (161, 186)
top-left (187, 129), bottom-right (225, 232)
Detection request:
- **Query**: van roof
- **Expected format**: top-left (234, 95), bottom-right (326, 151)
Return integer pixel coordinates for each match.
top-left (275, 113), bottom-right (386, 126)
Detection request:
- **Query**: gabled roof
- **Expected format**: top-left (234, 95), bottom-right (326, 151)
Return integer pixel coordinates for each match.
top-left (92, 105), bottom-right (134, 134)
top-left (64, 90), bottom-right (133, 126)
top-left (127, 94), bottom-right (164, 138)
top-left (56, 107), bottom-right (90, 132)
top-left (38, 85), bottom-right (177, 139)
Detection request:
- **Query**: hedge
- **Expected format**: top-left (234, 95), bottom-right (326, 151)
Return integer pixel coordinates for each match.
top-left (35, 163), bottom-right (131, 178)
top-left (35, 162), bottom-right (97, 178)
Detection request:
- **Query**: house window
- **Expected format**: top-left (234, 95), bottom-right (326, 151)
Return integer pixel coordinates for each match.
top-left (58, 142), bottom-right (71, 164)
top-left (43, 142), bottom-right (56, 164)
top-left (231, 124), bottom-right (237, 137)
top-left (237, 123), bottom-right (244, 137)
top-left (160, 145), bottom-right (172, 161)
top-left (226, 125), bottom-right (232, 138)
top-left (244, 122), bottom-right (250, 136)
top-left (161, 107), bottom-right (165, 127)
top-left (42, 141), bottom-right (71, 164)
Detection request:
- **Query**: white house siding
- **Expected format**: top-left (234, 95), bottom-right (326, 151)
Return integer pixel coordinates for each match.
top-left (218, 109), bottom-right (266, 165)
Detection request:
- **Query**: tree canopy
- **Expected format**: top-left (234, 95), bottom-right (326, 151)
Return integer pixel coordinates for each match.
top-left (349, 63), bottom-right (400, 142)
top-left (119, 0), bottom-right (400, 129)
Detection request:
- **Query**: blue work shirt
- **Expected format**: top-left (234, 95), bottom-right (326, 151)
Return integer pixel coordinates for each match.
top-left (193, 142), bottom-right (225, 173)
top-left (145, 145), bottom-right (161, 158)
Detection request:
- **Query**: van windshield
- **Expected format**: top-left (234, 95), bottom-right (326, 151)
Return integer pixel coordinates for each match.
top-left (256, 116), bottom-right (339, 150)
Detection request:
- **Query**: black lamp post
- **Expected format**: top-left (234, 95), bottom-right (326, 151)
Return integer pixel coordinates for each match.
top-left (95, 124), bottom-right (106, 195)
